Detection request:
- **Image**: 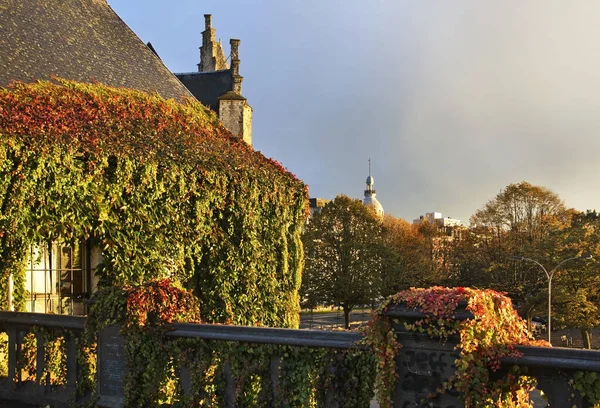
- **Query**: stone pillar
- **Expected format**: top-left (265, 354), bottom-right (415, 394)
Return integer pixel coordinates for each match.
top-left (230, 39), bottom-right (243, 94)
top-left (97, 324), bottom-right (126, 408)
top-left (383, 302), bottom-right (469, 407)
top-left (230, 38), bottom-right (240, 61)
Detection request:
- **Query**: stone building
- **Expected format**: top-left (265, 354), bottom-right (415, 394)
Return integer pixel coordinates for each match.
top-left (308, 198), bottom-right (331, 217)
top-left (0, 0), bottom-right (192, 100)
top-left (0, 0), bottom-right (203, 315)
top-left (175, 15), bottom-right (253, 146)
top-left (413, 212), bottom-right (463, 227)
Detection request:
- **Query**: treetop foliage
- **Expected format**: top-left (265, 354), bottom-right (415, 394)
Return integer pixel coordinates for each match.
top-left (470, 181), bottom-right (568, 236)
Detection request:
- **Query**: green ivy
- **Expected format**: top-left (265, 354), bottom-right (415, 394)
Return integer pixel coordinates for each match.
top-left (570, 371), bottom-right (600, 407)
top-left (81, 280), bottom-right (376, 407)
top-left (0, 79), bottom-right (308, 326)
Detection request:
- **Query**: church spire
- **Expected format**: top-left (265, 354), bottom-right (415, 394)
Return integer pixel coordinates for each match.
top-left (365, 158), bottom-right (375, 195)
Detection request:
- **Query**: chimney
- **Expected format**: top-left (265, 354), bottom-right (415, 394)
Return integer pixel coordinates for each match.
top-left (231, 60), bottom-right (240, 76)
top-left (204, 14), bottom-right (212, 30)
top-left (230, 38), bottom-right (240, 60)
top-left (230, 39), bottom-right (242, 93)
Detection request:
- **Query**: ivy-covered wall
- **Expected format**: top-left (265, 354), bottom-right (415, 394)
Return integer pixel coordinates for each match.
top-left (0, 79), bottom-right (308, 327)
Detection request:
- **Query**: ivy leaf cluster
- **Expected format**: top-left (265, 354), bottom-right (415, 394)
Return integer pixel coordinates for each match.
top-left (0, 79), bottom-right (308, 327)
top-left (83, 279), bottom-right (376, 407)
top-left (366, 286), bottom-right (549, 408)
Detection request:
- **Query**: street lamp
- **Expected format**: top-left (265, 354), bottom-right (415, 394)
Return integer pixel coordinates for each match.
top-left (510, 253), bottom-right (593, 343)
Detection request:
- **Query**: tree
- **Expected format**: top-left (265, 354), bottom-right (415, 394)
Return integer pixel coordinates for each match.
top-left (451, 182), bottom-right (570, 324)
top-left (552, 210), bottom-right (600, 348)
top-left (301, 195), bottom-right (382, 329)
top-left (380, 215), bottom-right (443, 296)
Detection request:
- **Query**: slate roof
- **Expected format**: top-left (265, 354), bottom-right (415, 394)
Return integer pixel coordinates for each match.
top-left (175, 70), bottom-right (233, 111)
top-left (0, 0), bottom-right (193, 101)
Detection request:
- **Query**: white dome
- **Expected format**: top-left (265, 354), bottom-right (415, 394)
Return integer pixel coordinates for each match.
top-left (366, 175), bottom-right (374, 185)
top-left (364, 195), bottom-right (384, 216)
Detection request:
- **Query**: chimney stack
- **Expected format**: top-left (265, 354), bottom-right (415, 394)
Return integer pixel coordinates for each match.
top-left (230, 39), bottom-right (240, 60)
top-left (230, 39), bottom-right (242, 93)
top-left (204, 14), bottom-right (212, 30)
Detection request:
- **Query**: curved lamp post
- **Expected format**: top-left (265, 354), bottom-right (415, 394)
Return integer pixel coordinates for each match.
top-left (509, 253), bottom-right (593, 343)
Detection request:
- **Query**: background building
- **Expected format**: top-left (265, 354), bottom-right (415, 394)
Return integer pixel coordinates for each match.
top-left (413, 212), bottom-right (463, 228)
top-left (363, 160), bottom-right (384, 217)
top-left (308, 198), bottom-right (331, 217)
top-left (309, 161), bottom-right (385, 218)
top-left (174, 15), bottom-right (253, 146)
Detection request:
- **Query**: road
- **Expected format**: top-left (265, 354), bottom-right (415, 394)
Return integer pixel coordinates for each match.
top-left (299, 309), bottom-right (373, 330)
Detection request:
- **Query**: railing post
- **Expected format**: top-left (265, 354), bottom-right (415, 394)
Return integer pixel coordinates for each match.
top-left (534, 368), bottom-right (583, 407)
top-left (383, 302), bottom-right (467, 407)
top-left (324, 352), bottom-right (343, 408)
top-left (7, 327), bottom-right (17, 388)
top-left (16, 330), bottom-right (25, 386)
top-left (223, 360), bottom-right (236, 408)
top-left (177, 364), bottom-right (192, 398)
top-left (96, 323), bottom-right (126, 408)
top-left (35, 332), bottom-right (46, 397)
top-left (269, 353), bottom-right (281, 405)
top-left (66, 332), bottom-right (78, 392)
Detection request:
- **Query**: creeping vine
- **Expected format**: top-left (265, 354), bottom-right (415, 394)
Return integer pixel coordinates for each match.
top-left (366, 287), bottom-right (549, 408)
top-left (0, 79), bottom-right (308, 328)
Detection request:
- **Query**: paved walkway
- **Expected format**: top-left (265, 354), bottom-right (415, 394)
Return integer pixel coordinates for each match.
top-left (544, 327), bottom-right (600, 348)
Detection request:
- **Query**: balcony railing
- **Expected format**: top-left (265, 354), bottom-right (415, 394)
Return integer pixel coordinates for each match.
top-left (0, 311), bottom-right (600, 407)
top-left (0, 311), bottom-right (85, 407)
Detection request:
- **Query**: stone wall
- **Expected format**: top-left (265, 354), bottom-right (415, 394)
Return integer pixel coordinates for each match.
top-left (242, 103), bottom-right (252, 145)
top-left (219, 97), bottom-right (252, 145)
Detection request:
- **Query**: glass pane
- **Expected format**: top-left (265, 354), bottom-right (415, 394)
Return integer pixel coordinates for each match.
top-left (25, 241), bottom-right (90, 315)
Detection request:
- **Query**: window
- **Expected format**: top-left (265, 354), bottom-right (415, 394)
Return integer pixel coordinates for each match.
top-left (25, 241), bottom-right (95, 315)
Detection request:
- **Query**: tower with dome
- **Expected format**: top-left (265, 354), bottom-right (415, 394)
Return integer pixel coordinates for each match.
top-left (363, 159), bottom-right (384, 216)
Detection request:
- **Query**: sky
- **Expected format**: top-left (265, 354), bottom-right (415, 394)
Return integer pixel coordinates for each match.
top-left (108, 0), bottom-right (600, 224)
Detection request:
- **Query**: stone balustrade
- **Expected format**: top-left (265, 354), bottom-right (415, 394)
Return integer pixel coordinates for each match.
top-left (0, 309), bottom-right (598, 407)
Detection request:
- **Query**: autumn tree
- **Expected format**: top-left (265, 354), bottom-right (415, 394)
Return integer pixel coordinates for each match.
top-left (301, 195), bottom-right (382, 329)
top-left (552, 210), bottom-right (600, 348)
top-left (451, 182), bottom-right (570, 323)
top-left (380, 215), bottom-right (444, 296)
